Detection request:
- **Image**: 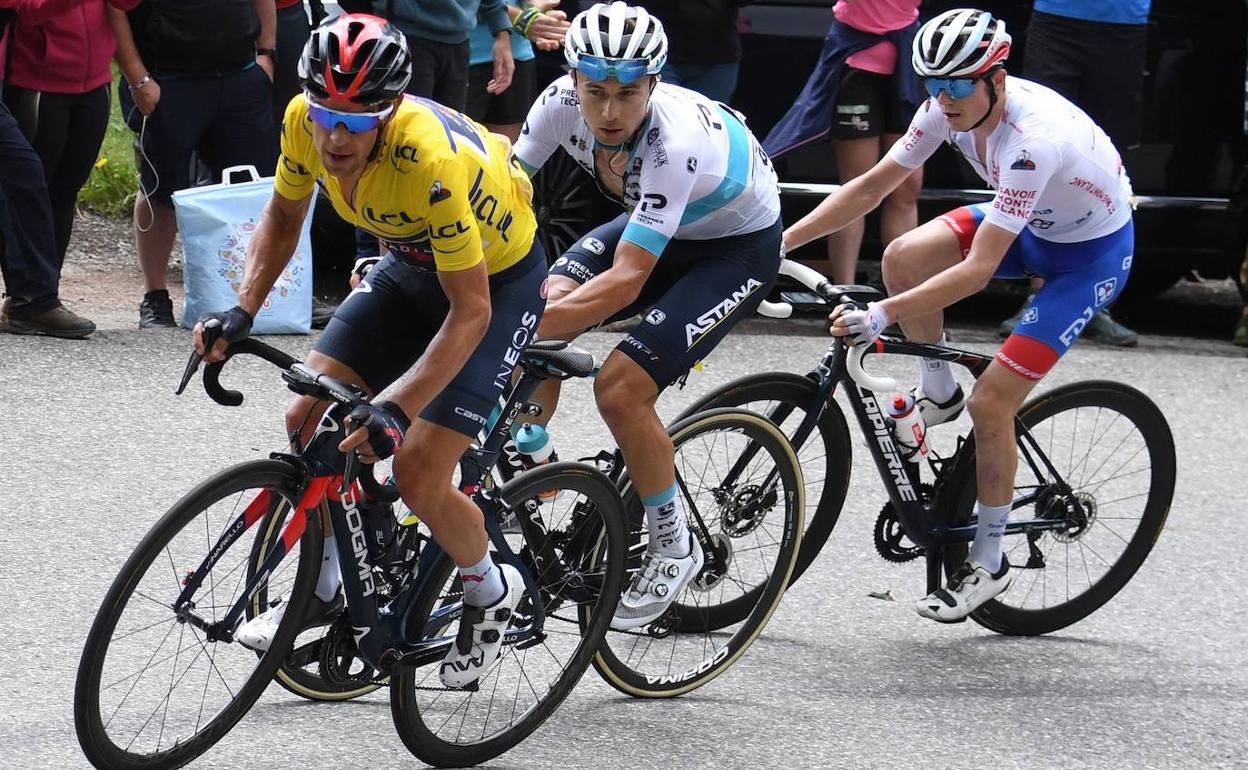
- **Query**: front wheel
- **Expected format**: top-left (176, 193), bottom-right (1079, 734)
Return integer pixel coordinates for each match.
top-left (593, 408), bottom-right (804, 698)
top-left (945, 380), bottom-right (1176, 635)
top-left (74, 460), bottom-right (322, 770)
top-left (389, 462), bottom-right (626, 768)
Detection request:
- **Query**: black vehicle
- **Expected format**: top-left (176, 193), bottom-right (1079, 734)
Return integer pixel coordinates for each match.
top-left (532, 0), bottom-right (1247, 308)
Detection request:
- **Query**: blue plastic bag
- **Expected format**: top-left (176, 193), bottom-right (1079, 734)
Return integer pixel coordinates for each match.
top-left (173, 165), bottom-right (313, 334)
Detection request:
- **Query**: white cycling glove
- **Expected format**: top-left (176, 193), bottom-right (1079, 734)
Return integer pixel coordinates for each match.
top-left (836, 302), bottom-right (889, 346)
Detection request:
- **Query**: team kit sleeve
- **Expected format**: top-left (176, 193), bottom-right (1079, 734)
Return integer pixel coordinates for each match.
top-left (423, 159), bottom-right (487, 273)
top-left (273, 98), bottom-right (317, 201)
top-left (885, 99), bottom-right (947, 169)
top-left (619, 139), bottom-right (700, 258)
top-left (511, 80), bottom-right (572, 176)
top-left (982, 138), bottom-right (1060, 233)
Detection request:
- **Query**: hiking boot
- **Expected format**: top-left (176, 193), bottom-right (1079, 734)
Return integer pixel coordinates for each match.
top-left (139, 289), bottom-right (176, 328)
top-left (1082, 309), bottom-right (1139, 347)
top-left (2, 301), bottom-right (95, 339)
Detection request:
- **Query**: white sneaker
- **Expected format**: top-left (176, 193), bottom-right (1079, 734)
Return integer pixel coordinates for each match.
top-left (440, 563), bottom-right (523, 688)
top-left (915, 557), bottom-right (1011, 623)
top-left (236, 593), bottom-right (343, 652)
top-left (912, 385), bottom-right (966, 427)
top-left (610, 535), bottom-right (704, 631)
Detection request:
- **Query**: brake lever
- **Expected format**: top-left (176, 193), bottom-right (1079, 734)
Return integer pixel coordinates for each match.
top-left (175, 351), bottom-right (203, 396)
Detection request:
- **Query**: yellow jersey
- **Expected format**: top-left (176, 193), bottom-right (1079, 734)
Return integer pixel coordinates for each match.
top-left (275, 94), bottom-right (537, 274)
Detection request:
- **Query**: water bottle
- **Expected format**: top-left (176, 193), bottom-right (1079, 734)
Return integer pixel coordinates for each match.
top-left (886, 392), bottom-right (929, 459)
top-left (514, 423), bottom-right (556, 464)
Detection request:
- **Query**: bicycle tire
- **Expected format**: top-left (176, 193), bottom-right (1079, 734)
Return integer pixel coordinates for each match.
top-left (942, 380), bottom-right (1175, 635)
top-left (592, 408), bottom-right (804, 698)
top-left (678, 371), bottom-right (852, 590)
top-left (389, 461), bottom-right (626, 767)
top-left (74, 460), bottom-right (323, 770)
top-left (252, 502), bottom-right (387, 702)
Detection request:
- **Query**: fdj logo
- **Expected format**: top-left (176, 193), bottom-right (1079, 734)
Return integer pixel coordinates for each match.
top-left (1094, 277), bottom-right (1118, 306)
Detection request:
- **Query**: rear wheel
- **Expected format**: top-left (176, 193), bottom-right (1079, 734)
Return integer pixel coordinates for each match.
top-left (389, 462), bottom-right (626, 768)
top-left (944, 381), bottom-right (1176, 635)
top-left (593, 408), bottom-right (804, 698)
top-left (74, 460), bottom-right (322, 769)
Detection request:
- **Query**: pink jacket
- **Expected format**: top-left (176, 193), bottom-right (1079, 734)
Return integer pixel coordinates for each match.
top-left (3, 0), bottom-right (142, 94)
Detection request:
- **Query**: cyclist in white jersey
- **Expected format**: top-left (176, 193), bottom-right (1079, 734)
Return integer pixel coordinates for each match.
top-left (784, 8), bottom-right (1136, 622)
top-left (512, 1), bottom-right (783, 631)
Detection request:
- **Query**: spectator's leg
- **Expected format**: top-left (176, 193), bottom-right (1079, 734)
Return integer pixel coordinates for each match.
top-left (823, 68), bottom-right (886, 284)
top-left (1080, 20), bottom-right (1146, 152)
top-left (199, 67), bottom-right (279, 181)
top-left (681, 63), bottom-right (740, 104)
top-left (432, 40), bottom-right (471, 113)
top-left (273, 3), bottom-right (313, 131)
top-left (1021, 11), bottom-right (1083, 102)
top-left (46, 87), bottom-right (111, 262)
top-left (0, 100), bottom-right (60, 316)
top-left (404, 35), bottom-right (440, 98)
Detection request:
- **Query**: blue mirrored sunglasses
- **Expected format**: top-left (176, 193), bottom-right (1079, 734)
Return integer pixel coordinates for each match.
top-left (307, 100), bottom-right (394, 134)
top-left (921, 76), bottom-right (979, 100)
top-left (576, 55), bottom-right (649, 85)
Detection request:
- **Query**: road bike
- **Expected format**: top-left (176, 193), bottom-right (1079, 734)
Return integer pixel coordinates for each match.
top-left (674, 258), bottom-right (1177, 635)
top-left (73, 338), bottom-right (629, 769)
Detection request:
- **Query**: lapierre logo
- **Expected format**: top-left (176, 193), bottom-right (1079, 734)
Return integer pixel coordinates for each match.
top-left (861, 393), bottom-right (918, 502)
top-left (684, 278), bottom-right (762, 348)
top-left (494, 311), bottom-right (540, 390)
top-left (341, 486), bottom-right (376, 598)
top-left (1060, 306), bottom-right (1094, 347)
top-left (1094, 277), bottom-right (1117, 306)
top-left (644, 645), bottom-right (730, 685)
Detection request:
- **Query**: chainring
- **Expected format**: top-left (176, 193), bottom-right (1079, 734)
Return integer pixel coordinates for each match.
top-left (318, 615), bottom-right (384, 688)
top-left (873, 484), bottom-right (933, 564)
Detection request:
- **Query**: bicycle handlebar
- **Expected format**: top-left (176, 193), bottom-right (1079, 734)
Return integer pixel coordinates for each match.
top-left (756, 258), bottom-right (897, 393)
top-left (175, 338), bottom-right (399, 503)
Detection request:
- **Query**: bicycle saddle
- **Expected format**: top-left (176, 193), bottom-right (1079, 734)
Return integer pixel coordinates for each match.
top-left (522, 340), bottom-right (597, 379)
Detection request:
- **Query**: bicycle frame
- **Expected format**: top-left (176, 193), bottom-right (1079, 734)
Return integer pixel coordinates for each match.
top-left (174, 363), bottom-right (560, 675)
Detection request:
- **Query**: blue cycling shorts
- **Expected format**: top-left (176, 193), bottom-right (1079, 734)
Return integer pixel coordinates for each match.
top-left (550, 213), bottom-right (783, 389)
top-left (939, 202), bottom-right (1135, 381)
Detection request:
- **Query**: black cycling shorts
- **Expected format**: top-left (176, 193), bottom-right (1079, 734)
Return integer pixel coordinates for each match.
top-left (314, 239), bottom-right (547, 437)
top-left (550, 214), bottom-right (783, 389)
top-left (832, 67), bottom-right (911, 140)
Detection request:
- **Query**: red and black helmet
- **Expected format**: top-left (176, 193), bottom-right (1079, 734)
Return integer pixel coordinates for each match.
top-left (298, 14), bottom-right (412, 110)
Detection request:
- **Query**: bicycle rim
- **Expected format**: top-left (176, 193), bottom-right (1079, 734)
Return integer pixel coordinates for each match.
top-left (74, 460), bottom-right (321, 769)
top-left (593, 409), bottom-right (804, 698)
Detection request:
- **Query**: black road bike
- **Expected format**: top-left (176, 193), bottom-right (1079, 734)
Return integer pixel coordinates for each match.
top-left (677, 258), bottom-right (1177, 635)
top-left (74, 339), bottom-right (628, 769)
top-left (263, 378), bottom-right (810, 702)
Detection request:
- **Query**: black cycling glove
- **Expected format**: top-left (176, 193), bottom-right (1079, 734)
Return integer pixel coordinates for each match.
top-left (198, 305), bottom-right (254, 350)
top-left (346, 400), bottom-right (411, 461)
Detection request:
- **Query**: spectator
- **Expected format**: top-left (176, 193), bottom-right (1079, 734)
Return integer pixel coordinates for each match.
top-left (108, 0), bottom-right (279, 329)
top-left (465, 0), bottom-right (569, 142)
top-left (643, 0), bottom-right (746, 103)
top-left (0, 0), bottom-right (96, 338)
top-left (272, 0), bottom-right (327, 130)
top-left (5, 0), bottom-right (141, 270)
top-left (997, 0), bottom-right (1149, 347)
top-left (377, 0), bottom-right (514, 111)
top-left (761, 1), bottom-right (923, 284)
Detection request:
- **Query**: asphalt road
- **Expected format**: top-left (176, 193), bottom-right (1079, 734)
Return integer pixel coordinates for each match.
top-left (1, 319), bottom-right (1245, 769)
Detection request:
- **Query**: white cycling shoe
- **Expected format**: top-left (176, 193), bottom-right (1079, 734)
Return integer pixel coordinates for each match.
top-left (610, 534), bottom-right (704, 631)
top-left (915, 557), bottom-right (1012, 623)
top-left (236, 593), bottom-right (343, 652)
top-left (911, 385), bottom-right (966, 427)
top-left (440, 563), bottom-right (523, 688)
